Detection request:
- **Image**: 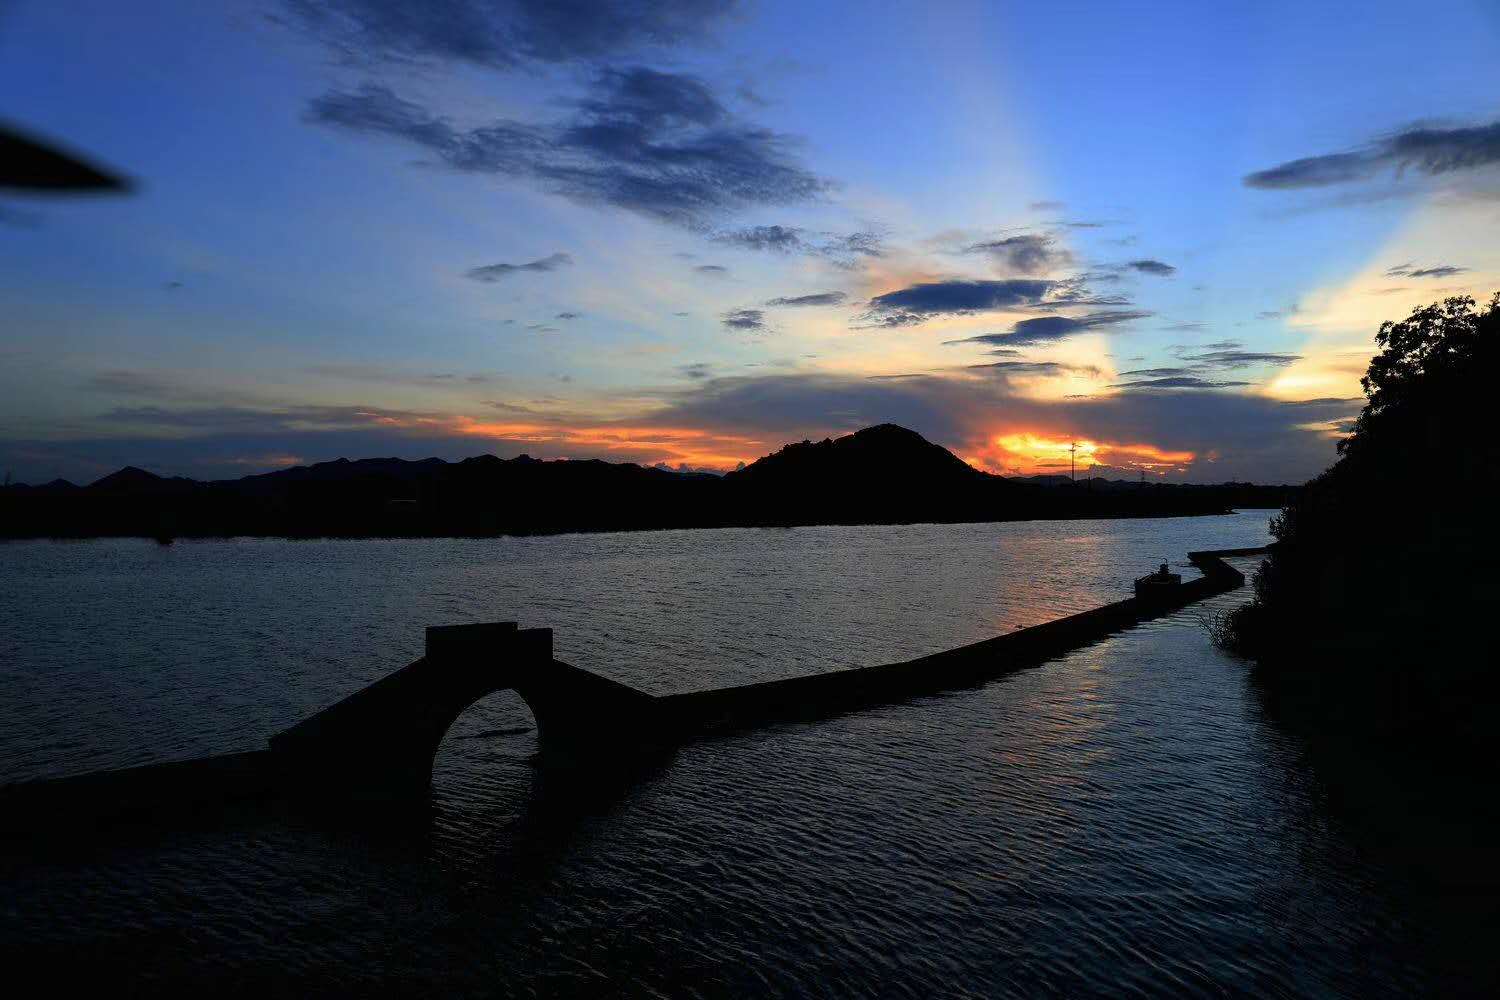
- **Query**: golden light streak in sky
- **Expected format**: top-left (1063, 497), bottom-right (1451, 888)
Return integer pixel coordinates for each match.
top-left (1267, 193), bottom-right (1500, 403)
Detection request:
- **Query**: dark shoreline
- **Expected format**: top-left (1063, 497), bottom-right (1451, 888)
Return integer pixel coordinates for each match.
top-left (1, 424), bottom-right (1296, 540)
top-left (0, 506), bottom-right (1281, 543)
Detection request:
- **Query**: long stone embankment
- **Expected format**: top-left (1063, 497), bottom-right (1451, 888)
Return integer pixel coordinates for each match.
top-left (0, 547), bottom-right (1267, 832)
top-left (657, 547), bottom-right (1260, 734)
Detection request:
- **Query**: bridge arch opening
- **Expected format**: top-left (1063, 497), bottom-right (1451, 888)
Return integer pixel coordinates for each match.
top-left (431, 687), bottom-right (540, 812)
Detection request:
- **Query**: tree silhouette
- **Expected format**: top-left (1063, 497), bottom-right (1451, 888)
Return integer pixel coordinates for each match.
top-left (1219, 293), bottom-right (1499, 748)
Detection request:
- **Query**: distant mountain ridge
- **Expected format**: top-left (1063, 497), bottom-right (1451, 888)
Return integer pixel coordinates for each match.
top-left (1, 424), bottom-right (1295, 538)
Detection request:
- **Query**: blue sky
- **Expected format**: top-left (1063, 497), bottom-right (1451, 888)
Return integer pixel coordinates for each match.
top-left (3, 0), bottom-right (1497, 483)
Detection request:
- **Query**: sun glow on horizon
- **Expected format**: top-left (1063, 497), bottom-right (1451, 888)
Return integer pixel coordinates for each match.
top-left (985, 432), bottom-right (1195, 476)
top-left (995, 433), bottom-right (1100, 470)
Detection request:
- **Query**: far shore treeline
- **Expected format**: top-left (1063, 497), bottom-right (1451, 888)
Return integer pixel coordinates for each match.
top-left (0, 424), bottom-right (1292, 539)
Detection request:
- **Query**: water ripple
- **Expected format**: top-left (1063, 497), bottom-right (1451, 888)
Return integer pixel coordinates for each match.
top-left (0, 516), bottom-right (1475, 993)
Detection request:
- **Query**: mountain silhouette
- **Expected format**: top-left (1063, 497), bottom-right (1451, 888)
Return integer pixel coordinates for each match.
top-left (1, 424), bottom-right (1292, 538)
top-left (724, 423), bottom-right (1023, 525)
top-left (87, 466), bottom-right (199, 495)
top-left (3, 477), bottom-right (80, 493)
top-left (730, 423), bottom-right (991, 487)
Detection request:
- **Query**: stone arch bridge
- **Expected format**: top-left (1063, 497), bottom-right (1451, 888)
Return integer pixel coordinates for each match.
top-left (268, 623), bottom-right (659, 795)
top-left (3, 548), bottom-right (1263, 823)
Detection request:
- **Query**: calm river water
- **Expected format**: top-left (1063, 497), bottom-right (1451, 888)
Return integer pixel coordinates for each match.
top-left (0, 514), bottom-right (1489, 994)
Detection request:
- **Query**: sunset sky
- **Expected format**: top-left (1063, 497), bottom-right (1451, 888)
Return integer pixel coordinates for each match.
top-left (3, 0), bottom-right (1498, 484)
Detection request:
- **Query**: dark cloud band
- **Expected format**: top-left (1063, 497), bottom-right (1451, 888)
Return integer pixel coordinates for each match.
top-left (307, 67), bottom-right (828, 228)
top-left (1245, 119), bottom-right (1500, 189)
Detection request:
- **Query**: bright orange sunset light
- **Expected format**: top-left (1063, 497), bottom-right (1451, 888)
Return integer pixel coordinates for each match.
top-left (989, 433), bottom-right (1195, 475)
top-left (452, 417), bottom-right (764, 470)
top-left (349, 408), bottom-right (1202, 478)
top-left (995, 433), bottom-right (1101, 469)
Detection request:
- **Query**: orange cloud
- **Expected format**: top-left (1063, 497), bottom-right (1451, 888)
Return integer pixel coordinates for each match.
top-left (363, 413), bottom-right (769, 470)
top-left (215, 453), bottom-right (305, 468)
top-left (348, 406), bottom-right (1202, 478)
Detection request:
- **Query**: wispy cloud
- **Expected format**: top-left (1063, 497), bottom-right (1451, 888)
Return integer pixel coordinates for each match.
top-left (1113, 375), bottom-right (1251, 390)
top-left (944, 310), bottom-right (1152, 347)
top-left (722, 308), bottom-right (765, 331)
top-left (463, 252), bottom-right (572, 282)
top-left (1178, 348), bottom-right (1299, 369)
top-left (962, 233), bottom-right (1071, 275)
top-left (1091, 258), bottom-right (1177, 280)
top-left (306, 365), bottom-right (496, 385)
top-left (1384, 262), bottom-right (1469, 279)
top-left (1118, 367), bottom-right (1196, 379)
top-left (1245, 119), bottom-right (1500, 189)
top-left (764, 291), bottom-right (846, 307)
top-left (967, 360), bottom-right (1098, 378)
top-left (1117, 341), bottom-right (1300, 387)
top-left (711, 225), bottom-right (883, 266)
top-left (711, 223), bottom-right (803, 252)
